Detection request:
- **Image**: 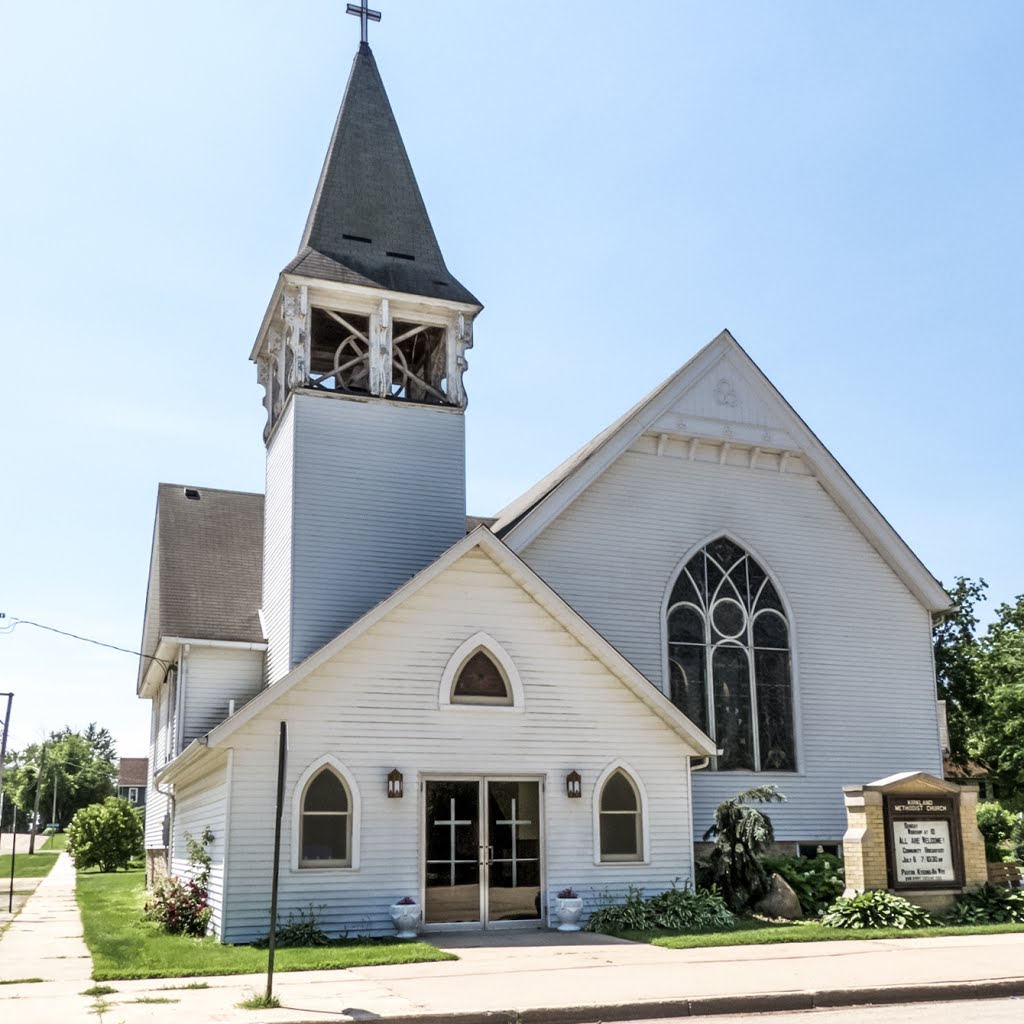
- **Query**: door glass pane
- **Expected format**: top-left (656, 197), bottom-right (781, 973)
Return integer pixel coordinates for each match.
top-left (424, 781), bottom-right (480, 925)
top-left (486, 781), bottom-right (541, 922)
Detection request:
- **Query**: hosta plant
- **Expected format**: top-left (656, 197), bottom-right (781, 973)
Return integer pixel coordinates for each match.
top-left (821, 890), bottom-right (933, 930)
top-left (585, 882), bottom-right (734, 935)
top-left (946, 883), bottom-right (1024, 925)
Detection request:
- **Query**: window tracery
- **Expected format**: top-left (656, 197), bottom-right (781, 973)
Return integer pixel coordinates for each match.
top-left (667, 536), bottom-right (795, 772)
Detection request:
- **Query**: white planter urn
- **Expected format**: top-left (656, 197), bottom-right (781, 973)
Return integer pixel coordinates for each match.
top-left (555, 896), bottom-right (584, 932)
top-left (389, 901), bottom-right (421, 939)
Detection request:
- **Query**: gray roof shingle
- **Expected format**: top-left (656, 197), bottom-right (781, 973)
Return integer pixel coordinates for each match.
top-left (295, 43), bottom-right (478, 306)
top-left (139, 485), bottom-right (265, 679)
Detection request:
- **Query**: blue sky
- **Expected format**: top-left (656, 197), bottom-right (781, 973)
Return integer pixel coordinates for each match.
top-left (1, 2), bottom-right (1021, 757)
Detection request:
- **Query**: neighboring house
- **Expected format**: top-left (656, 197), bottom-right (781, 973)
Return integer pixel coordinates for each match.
top-left (117, 757), bottom-right (148, 808)
top-left (137, 35), bottom-right (950, 942)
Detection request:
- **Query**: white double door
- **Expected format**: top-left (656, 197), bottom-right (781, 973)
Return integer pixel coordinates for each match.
top-left (423, 777), bottom-right (543, 928)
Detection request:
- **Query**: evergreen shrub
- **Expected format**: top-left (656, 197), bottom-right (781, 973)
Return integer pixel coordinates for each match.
top-left (821, 890), bottom-right (933, 930)
top-left (702, 785), bottom-right (785, 912)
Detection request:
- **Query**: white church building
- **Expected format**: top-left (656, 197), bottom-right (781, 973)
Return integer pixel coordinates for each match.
top-left (138, 28), bottom-right (950, 943)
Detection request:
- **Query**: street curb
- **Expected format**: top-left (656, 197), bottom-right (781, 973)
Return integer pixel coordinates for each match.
top-left (276, 976), bottom-right (1024, 1024)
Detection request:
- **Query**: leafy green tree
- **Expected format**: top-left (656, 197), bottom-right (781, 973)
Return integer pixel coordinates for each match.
top-left (3, 724), bottom-right (117, 827)
top-left (971, 596), bottom-right (1024, 805)
top-left (702, 785), bottom-right (785, 912)
top-left (66, 797), bottom-right (143, 872)
top-left (933, 577), bottom-right (988, 769)
top-left (975, 801), bottom-right (1016, 861)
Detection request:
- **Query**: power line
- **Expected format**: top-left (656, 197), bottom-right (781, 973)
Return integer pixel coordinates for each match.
top-left (0, 616), bottom-right (171, 671)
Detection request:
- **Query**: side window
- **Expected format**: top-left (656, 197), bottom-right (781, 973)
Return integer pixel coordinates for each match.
top-left (598, 770), bottom-right (643, 862)
top-left (300, 768), bottom-right (351, 867)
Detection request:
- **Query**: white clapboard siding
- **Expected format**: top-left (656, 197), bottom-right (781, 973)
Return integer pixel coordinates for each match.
top-left (263, 400), bottom-right (295, 685)
top-left (518, 445), bottom-right (943, 842)
top-left (182, 646), bottom-right (265, 746)
top-left (170, 760), bottom-right (228, 936)
top-left (213, 548), bottom-right (698, 943)
top-left (263, 392), bottom-right (466, 683)
top-left (145, 696), bottom-right (169, 850)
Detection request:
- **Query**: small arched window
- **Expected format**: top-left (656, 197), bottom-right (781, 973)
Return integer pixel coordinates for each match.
top-left (598, 770), bottom-right (643, 862)
top-left (300, 768), bottom-right (351, 867)
top-left (666, 536), bottom-right (795, 772)
top-left (451, 650), bottom-right (512, 706)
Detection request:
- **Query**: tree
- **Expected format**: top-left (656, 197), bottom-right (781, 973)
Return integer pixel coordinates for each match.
top-left (702, 785), bottom-right (785, 912)
top-left (66, 797), bottom-right (143, 872)
top-left (971, 595), bottom-right (1024, 805)
top-left (2, 724), bottom-right (117, 827)
top-left (933, 577), bottom-right (988, 769)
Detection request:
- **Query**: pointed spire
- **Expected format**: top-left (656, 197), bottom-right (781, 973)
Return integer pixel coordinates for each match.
top-left (288, 44), bottom-right (478, 306)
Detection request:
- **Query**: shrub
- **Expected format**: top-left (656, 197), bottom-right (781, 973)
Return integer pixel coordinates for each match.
top-left (585, 882), bottom-right (734, 935)
top-left (145, 876), bottom-right (211, 937)
top-left (66, 797), bottom-right (143, 872)
top-left (761, 853), bottom-right (845, 917)
top-left (976, 802), bottom-right (1016, 861)
top-left (946, 883), bottom-right (1024, 925)
top-left (255, 905), bottom-right (330, 948)
top-left (702, 785), bottom-right (786, 912)
top-left (144, 826), bottom-right (214, 937)
top-left (821, 890), bottom-right (933, 930)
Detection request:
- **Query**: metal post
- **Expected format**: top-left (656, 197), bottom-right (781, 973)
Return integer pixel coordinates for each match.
top-left (8, 802), bottom-right (17, 913)
top-left (265, 722), bottom-right (288, 1001)
top-left (0, 693), bottom-right (12, 826)
top-left (28, 743), bottom-right (45, 855)
top-left (51, 771), bottom-right (58, 828)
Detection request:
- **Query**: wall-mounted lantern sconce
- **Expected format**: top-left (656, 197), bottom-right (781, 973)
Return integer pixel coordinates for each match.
top-left (566, 770), bottom-right (582, 798)
top-left (387, 768), bottom-right (403, 799)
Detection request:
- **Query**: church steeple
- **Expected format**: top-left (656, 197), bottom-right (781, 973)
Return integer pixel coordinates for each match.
top-left (287, 43), bottom-right (477, 307)
top-left (253, 17), bottom-right (481, 683)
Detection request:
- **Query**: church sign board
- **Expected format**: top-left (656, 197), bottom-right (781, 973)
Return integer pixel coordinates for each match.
top-left (883, 794), bottom-right (964, 890)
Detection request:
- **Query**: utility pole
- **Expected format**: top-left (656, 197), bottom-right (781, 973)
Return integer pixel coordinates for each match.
top-left (28, 742), bottom-right (45, 855)
top-left (51, 770), bottom-right (58, 826)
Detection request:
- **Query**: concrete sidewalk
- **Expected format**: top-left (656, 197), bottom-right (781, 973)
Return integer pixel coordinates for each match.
top-left (1, 860), bottom-right (1023, 1024)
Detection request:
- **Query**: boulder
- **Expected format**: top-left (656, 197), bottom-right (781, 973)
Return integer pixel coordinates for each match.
top-left (754, 873), bottom-right (803, 920)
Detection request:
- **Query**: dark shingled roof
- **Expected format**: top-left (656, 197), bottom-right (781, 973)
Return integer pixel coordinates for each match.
top-left (118, 757), bottom-right (149, 787)
top-left (139, 485), bottom-right (265, 682)
top-left (294, 43), bottom-right (478, 306)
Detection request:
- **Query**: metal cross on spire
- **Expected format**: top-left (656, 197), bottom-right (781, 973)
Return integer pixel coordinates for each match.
top-left (347, 1), bottom-right (381, 44)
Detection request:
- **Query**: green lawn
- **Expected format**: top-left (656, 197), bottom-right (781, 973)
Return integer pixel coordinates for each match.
top-left (76, 869), bottom-right (456, 981)
top-left (615, 917), bottom-right (1024, 949)
top-left (43, 833), bottom-right (68, 851)
top-left (0, 852), bottom-right (58, 879)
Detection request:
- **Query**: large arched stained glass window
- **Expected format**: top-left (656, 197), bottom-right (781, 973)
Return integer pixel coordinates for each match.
top-left (667, 536), bottom-right (795, 771)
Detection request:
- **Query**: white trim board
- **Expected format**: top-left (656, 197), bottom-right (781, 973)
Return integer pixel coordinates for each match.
top-left (492, 330), bottom-right (950, 614)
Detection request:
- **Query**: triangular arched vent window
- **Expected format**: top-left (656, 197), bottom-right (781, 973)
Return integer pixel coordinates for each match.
top-left (451, 650), bottom-right (512, 705)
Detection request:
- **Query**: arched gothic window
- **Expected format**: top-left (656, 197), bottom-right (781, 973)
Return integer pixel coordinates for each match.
top-left (451, 650), bottom-right (513, 705)
top-left (598, 770), bottom-right (643, 862)
top-left (666, 536), bottom-right (795, 772)
top-left (300, 768), bottom-right (352, 867)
